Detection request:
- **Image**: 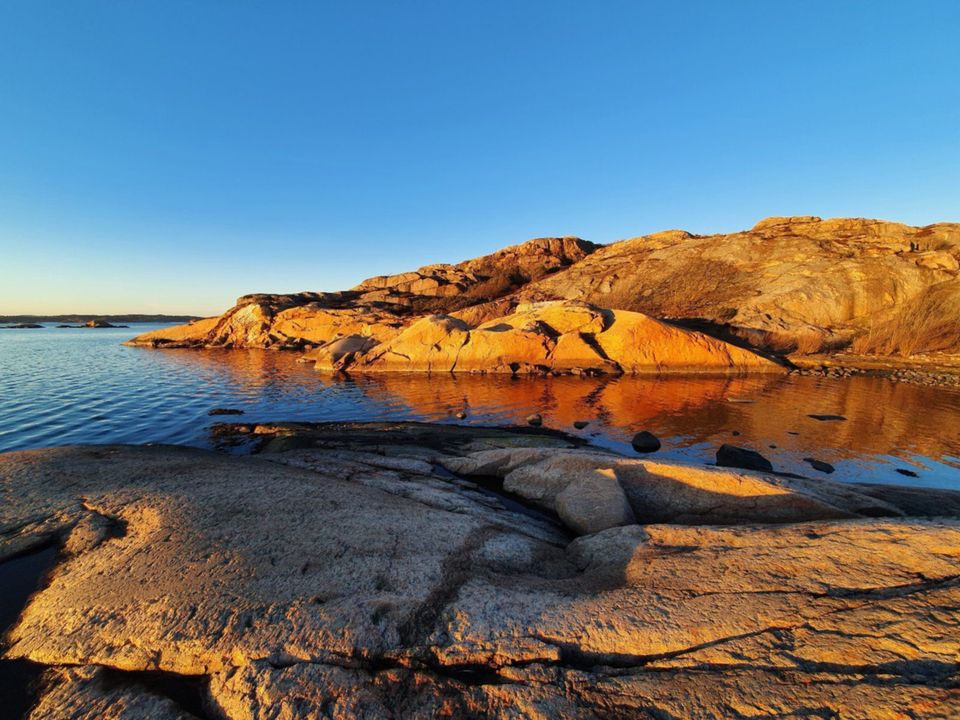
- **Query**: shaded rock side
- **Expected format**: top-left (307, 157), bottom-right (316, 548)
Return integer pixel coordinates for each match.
top-left (1, 440), bottom-right (959, 718)
top-left (443, 446), bottom-right (912, 526)
top-left (342, 301), bottom-right (783, 374)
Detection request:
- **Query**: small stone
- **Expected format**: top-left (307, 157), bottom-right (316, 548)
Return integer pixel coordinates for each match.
top-left (716, 444), bottom-right (773, 473)
top-left (631, 431), bottom-right (661, 453)
top-left (731, 430), bottom-right (741, 437)
top-left (526, 414), bottom-right (543, 427)
top-left (896, 468), bottom-right (920, 478)
top-left (455, 411), bottom-right (467, 420)
top-left (573, 420), bottom-right (589, 429)
top-left (808, 414), bottom-right (847, 422)
top-left (803, 458), bottom-right (835, 474)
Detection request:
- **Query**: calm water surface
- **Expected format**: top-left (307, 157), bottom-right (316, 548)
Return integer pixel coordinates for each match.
top-left (1, 324), bottom-right (959, 488)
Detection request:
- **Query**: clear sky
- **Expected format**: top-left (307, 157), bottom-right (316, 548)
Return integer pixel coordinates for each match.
top-left (1, 1), bottom-right (958, 315)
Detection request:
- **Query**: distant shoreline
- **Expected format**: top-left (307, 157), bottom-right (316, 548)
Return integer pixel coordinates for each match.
top-left (0, 314), bottom-right (202, 324)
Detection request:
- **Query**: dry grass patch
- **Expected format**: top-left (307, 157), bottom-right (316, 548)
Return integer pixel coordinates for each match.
top-left (852, 282), bottom-right (960, 357)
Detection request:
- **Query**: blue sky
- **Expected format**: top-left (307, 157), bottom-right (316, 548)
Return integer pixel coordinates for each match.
top-left (1, 1), bottom-right (958, 315)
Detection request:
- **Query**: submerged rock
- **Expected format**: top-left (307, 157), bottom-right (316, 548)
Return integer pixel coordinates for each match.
top-left (207, 408), bottom-right (244, 416)
top-left (716, 443), bottom-right (774, 473)
top-left (804, 457), bottom-right (836, 474)
top-left (2, 426), bottom-right (959, 718)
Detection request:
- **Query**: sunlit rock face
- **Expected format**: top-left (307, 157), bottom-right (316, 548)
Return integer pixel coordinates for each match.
top-left (344, 301), bottom-right (782, 374)
top-left (124, 237), bottom-right (597, 351)
top-left (126, 217), bottom-right (960, 359)
top-left (2, 425), bottom-right (959, 718)
top-left (521, 216), bottom-right (960, 353)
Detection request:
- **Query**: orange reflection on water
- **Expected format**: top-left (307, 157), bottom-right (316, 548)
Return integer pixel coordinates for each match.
top-left (146, 348), bottom-right (960, 483)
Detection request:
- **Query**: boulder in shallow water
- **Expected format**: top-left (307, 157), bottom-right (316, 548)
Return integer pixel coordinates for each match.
top-left (716, 443), bottom-right (774, 473)
top-left (631, 430), bottom-right (661, 453)
top-left (804, 457), bottom-right (836, 474)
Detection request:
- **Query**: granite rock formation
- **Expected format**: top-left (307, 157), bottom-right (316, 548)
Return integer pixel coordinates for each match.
top-left (3, 423), bottom-right (959, 718)
top-left (339, 302), bottom-right (782, 375)
top-left (126, 217), bottom-right (960, 362)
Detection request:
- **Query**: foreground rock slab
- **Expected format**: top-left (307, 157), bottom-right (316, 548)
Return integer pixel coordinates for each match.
top-left (2, 425), bottom-right (959, 718)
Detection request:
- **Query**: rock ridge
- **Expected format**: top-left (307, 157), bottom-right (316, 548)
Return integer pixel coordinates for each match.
top-left (126, 216), bottom-right (960, 370)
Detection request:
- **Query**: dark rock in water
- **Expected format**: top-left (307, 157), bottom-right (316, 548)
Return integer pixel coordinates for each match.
top-left (631, 431), bottom-right (661, 453)
top-left (526, 413), bottom-right (543, 427)
top-left (573, 420), bottom-right (590, 429)
top-left (717, 444), bottom-right (773, 473)
top-left (56, 324), bottom-right (83, 328)
top-left (3, 323), bottom-right (43, 329)
top-left (769, 444), bottom-right (778, 449)
top-left (896, 468), bottom-right (920, 478)
top-left (208, 408), bottom-right (245, 416)
top-left (455, 411), bottom-right (467, 420)
top-left (803, 458), bottom-right (835, 474)
top-left (808, 414), bottom-right (847, 422)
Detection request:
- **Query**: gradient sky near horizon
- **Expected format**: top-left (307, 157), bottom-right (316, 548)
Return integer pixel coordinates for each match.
top-left (1, 2), bottom-right (958, 315)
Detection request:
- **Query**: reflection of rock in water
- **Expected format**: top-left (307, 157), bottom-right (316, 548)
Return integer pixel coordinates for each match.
top-left (347, 373), bottom-right (960, 472)
top-left (131, 347), bottom-right (960, 483)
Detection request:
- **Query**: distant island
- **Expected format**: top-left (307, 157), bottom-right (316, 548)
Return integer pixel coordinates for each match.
top-left (0, 314), bottom-right (202, 324)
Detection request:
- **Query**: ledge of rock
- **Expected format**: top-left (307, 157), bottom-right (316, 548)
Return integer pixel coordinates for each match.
top-left (3, 423), bottom-right (958, 718)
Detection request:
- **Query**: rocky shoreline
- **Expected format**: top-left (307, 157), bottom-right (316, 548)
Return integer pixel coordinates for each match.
top-left (790, 353), bottom-right (960, 388)
top-left (2, 422), bottom-right (959, 718)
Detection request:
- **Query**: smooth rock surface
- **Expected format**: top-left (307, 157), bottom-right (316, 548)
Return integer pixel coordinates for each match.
top-left (345, 302), bottom-right (781, 374)
top-left (3, 427), bottom-right (959, 718)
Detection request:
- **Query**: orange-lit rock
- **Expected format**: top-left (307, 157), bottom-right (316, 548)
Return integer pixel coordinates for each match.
top-left (126, 217), bottom-right (960, 360)
top-left (344, 302), bottom-right (783, 374)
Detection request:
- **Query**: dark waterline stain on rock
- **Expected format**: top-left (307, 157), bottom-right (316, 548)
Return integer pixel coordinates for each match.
top-left (0, 544), bottom-right (59, 719)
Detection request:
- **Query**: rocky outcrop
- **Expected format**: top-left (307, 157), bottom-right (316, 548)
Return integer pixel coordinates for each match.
top-left (125, 237), bottom-right (596, 351)
top-left (2, 425), bottom-right (959, 718)
top-left (341, 301), bottom-right (783, 374)
top-left (521, 216), bottom-right (960, 354)
top-left (126, 217), bottom-right (960, 364)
